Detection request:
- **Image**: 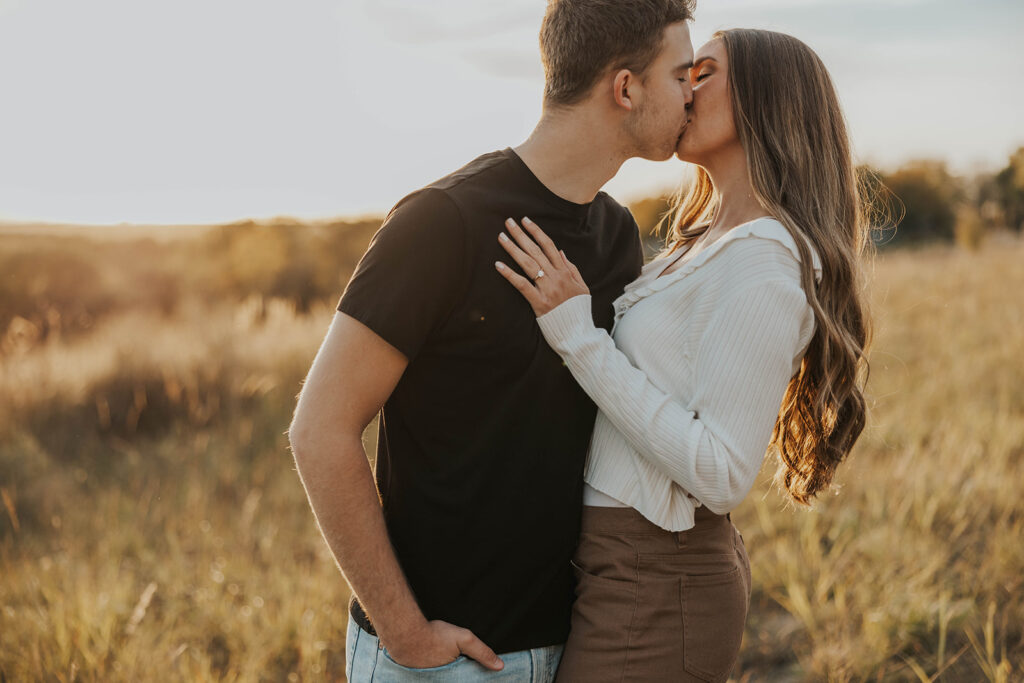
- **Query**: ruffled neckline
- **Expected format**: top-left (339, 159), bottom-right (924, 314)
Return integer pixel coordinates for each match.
top-left (612, 217), bottom-right (822, 322)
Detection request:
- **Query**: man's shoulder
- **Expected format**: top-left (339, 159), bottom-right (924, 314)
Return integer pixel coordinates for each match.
top-left (385, 149), bottom-right (513, 220)
top-left (592, 191), bottom-right (638, 227)
top-left (429, 148), bottom-right (513, 194)
top-left (589, 191), bottom-right (641, 254)
top-left (398, 149), bottom-right (511, 203)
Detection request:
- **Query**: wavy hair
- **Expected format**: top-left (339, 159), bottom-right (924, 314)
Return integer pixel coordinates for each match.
top-left (663, 29), bottom-right (875, 505)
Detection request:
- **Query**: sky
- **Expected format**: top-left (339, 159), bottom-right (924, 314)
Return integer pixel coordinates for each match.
top-left (0, 0), bottom-right (1022, 225)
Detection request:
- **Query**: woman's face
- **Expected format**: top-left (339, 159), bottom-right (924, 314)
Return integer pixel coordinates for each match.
top-left (675, 39), bottom-right (739, 165)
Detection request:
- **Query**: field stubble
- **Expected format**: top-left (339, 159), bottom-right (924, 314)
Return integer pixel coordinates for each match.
top-left (1, 238), bottom-right (1022, 681)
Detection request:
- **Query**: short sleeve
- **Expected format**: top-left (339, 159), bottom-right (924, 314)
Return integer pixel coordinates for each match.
top-left (337, 188), bottom-right (466, 360)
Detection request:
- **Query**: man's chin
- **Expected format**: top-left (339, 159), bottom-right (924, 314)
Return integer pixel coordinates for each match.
top-left (672, 128), bottom-right (689, 150)
top-left (652, 134), bottom-right (690, 162)
top-left (675, 146), bottom-right (699, 164)
top-left (674, 129), bottom-right (695, 160)
top-left (645, 148), bottom-right (677, 163)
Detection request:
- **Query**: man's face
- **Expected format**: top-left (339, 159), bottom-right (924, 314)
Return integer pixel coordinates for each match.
top-left (626, 22), bottom-right (695, 161)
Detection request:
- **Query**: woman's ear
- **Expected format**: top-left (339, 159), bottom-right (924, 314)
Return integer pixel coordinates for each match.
top-left (612, 69), bottom-right (634, 111)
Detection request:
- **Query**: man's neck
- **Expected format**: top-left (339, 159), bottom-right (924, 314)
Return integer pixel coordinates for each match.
top-left (513, 109), bottom-right (628, 205)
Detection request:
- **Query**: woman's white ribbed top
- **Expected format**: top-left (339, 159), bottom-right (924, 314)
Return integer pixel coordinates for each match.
top-left (536, 217), bottom-right (822, 531)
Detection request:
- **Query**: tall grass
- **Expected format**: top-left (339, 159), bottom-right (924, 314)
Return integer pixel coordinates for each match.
top-left (1, 234), bottom-right (1022, 681)
top-left (735, 237), bottom-right (1024, 681)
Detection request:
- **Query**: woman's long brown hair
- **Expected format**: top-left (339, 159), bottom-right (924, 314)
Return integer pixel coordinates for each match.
top-left (664, 29), bottom-right (875, 505)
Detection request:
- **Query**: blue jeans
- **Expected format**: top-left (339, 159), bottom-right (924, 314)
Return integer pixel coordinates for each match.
top-left (345, 613), bottom-right (564, 682)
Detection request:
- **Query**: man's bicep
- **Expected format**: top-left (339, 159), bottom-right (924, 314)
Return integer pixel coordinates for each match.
top-left (293, 312), bottom-right (409, 440)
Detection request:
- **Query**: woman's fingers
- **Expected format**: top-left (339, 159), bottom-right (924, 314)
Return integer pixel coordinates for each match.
top-left (495, 261), bottom-right (543, 311)
top-left (498, 231), bottom-right (542, 280)
top-left (504, 218), bottom-right (553, 272)
top-left (519, 217), bottom-right (562, 267)
top-left (496, 218), bottom-right (588, 318)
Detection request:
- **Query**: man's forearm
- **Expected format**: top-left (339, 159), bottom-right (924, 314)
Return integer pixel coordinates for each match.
top-left (292, 431), bottom-right (427, 646)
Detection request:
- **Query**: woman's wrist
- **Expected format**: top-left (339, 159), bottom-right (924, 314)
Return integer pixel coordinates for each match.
top-left (536, 294), bottom-right (595, 352)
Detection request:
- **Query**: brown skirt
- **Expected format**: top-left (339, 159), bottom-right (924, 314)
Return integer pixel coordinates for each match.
top-left (554, 504), bottom-right (751, 683)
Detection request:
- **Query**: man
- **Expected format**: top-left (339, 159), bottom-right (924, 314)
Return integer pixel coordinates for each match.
top-left (288, 1), bottom-right (696, 680)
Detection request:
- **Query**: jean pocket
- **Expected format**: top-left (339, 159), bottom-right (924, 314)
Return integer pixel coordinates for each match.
top-left (680, 566), bottom-right (748, 682)
top-left (379, 646), bottom-right (467, 676)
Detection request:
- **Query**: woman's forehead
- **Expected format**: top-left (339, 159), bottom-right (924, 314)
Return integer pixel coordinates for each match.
top-left (694, 38), bottom-right (725, 65)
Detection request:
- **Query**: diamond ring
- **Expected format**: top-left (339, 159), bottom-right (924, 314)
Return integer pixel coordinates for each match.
top-left (535, 269), bottom-right (545, 280)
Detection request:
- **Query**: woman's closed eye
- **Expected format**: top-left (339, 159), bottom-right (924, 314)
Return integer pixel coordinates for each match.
top-left (688, 65), bottom-right (712, 83)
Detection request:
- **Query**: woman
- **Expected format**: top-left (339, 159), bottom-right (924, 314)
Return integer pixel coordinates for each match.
top-left (495, 29), bottom-right (873, 682)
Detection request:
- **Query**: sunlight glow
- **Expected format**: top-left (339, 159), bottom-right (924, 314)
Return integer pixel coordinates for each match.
top-left (0, 0), bottom-right (1020, 224)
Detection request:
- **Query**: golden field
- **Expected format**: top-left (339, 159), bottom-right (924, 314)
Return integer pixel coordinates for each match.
top-left (0, 224), bottom-right (1022, 681)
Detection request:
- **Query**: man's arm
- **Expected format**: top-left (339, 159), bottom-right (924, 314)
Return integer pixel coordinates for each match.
top-left (288, 312), bottom-right (503, 671)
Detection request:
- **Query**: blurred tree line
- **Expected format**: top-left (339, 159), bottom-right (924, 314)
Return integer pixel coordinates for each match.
top-left (2, 147), bottom-right (1021, 354)
top-left (628, 146), bottom-right (1024, 252)
top-left (0, 219), bottom-right (380, 352)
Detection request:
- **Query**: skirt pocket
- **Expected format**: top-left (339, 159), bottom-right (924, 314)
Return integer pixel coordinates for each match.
top-left (620, 572), bottom-right (686, 680)
top-left (733, 526), bottom-right (752, 610)
top-left (557, 560), bottom-right (639, 682)
top-left (679, 566), bottom-right (748, 682)
top-left (568, 559), bottom-right (638, 645)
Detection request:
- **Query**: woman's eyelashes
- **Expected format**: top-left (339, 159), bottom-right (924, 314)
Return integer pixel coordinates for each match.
top-left (688, 66), bottom-right (711, 84)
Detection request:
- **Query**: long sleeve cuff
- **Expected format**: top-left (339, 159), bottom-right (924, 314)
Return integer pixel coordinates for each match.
top-left (535, 294), bottom-right (597, 354)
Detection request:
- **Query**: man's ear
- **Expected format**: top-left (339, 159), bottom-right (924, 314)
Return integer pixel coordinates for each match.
top-left (612, 69), bottom-right (635, 112)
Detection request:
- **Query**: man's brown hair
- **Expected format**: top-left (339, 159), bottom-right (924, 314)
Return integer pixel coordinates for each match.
top-left (540, 0), bottom-right (696, 107)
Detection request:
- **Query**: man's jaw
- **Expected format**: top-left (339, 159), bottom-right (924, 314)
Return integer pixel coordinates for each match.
top-left (676, 120), bottom-right (691, 146)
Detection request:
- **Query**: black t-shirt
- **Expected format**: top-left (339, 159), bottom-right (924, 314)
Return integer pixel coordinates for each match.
top-left (337, 147), bottom-right (643, 654)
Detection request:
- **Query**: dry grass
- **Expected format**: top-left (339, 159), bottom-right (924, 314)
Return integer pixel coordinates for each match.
top-left (735, 235), bottom-right (1024, 681)
top-left (0, 298), bottom-right (359, 681)
top-left (1, 235), bottom-right (1022, 681)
